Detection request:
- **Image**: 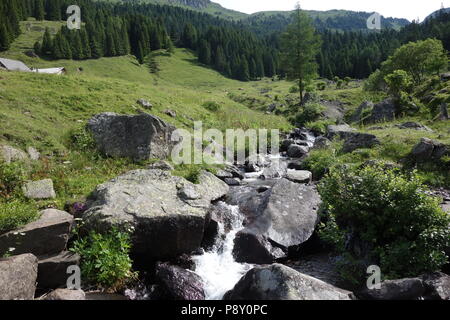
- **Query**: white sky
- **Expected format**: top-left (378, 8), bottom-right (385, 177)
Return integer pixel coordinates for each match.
top-left (214, 0), bottom-right (449, 22)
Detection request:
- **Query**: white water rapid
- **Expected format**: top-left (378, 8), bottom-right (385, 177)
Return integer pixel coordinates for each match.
top-left (192, 203), bottom-right (253, 300)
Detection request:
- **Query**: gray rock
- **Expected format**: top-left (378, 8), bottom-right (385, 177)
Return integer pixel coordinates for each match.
top-left (233, 179), bottom-right (321, 263)
top-left (87, 112), bottom-right (177, 161)
top-left (26, 147), bottom-right (40, 161)
top-left (0, 145), bottom-right (28, 164)
top-left (137, 99), bottom-right (152, 109)
top-left (421, 272), bottom-right (450, 300)
top-left (326, 124), bottom-right (356, 139)
top-left (0, 209), bottom-right (74, 257)
top-left (82, 169), bottom-right (228, 260)
top-left (441, 72), bottom-right (450, 82)
top-left (224, 264), bottom-right (353, 300)
top-left (365, 98), bottom-right (396, 123)
top-left (44, 289), bottom-right (85, 300)
top-left (147, 160), bottom-right (174, 171)
top-left (0, 254), bottom-right (38, 300)
top-left (342, 133), bottom-right (380, 153)
top-left (396, 122), bottom-right (432, 132)
top-left (37, 251), bottom-right (80, 290)
top-left (350, 101), bottom-right (374, 123)
top-left (287, 144), bottom-right (309, 158)
top-left (286, 170), bottom-right (312, 184)
top-left (155, 262), bottom-right (205, 300)
top-left (411, 138), bottom-right (449, 162)
top-left (224, 178), bottom-right (241, 186)
top-left (22, 179), bottom-right (56, 199)
top-left (357, 277), bottom-right (425, 300)
top-left (313, 136), bottom-right (331, 149)
top-left (164, 109), bottom-right (177, 118)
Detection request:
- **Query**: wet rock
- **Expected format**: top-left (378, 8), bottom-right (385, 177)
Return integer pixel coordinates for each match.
top-left (82, 170), bottom-right (228, 260)
top-left (155, 262), bottom-right (205, 300)
top-left (233, 231), bottom-right (285, 264)
top-left (0, 254), bottom-right (38, 300)
top-left (224, 264), bottom-right (353, 300)
top-left (0, 145), bottom-right (28, 164)
top-left (286, 170), bottom-right (312, 184)
top-left (37, 251), bottom-right (80, 289)
top-left (137, 99), bottom-right (152, 109)
top-left (421, 272), bottom-right (450, 300)
top-left (87, 112), bottom-right (178, 161)
top-left (43, 289), bottom-right (85, 300)
top-left (0, 209), bottom-right (74, 257)
top-left (342, 133), bottom-right (380, 153)
top-left (287, 144), bottom-right (309, 158)
top-left (356, 277), bottom-right (425, 300)
top-left (22, 179), bottom-right (56, 199)
top-left (224, 178), bottom-right (241, 186)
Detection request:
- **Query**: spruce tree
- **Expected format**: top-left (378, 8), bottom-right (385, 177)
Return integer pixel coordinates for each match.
top-left (41, 27), bottom-right (53, 55)
top-left (34, 0), bottom-right (45, 21)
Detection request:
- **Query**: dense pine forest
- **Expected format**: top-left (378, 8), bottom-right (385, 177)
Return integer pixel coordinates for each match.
top-left (1, 0), bottom-right (450, 80)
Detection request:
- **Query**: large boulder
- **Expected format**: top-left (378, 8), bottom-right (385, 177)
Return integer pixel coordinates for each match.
top-left (365, 98), bottom-right (396, 123)
top-left (37, 251), bottom-right (80, 289)
top-left (233, 179), bottom-right (321, 263)
top-left (342, 133), bottom-right (380, 153)
top-left (155, 262), bottom-right (205, 300)
top-left (224, 264), bottom-right (353, 300)
top-left (22, 179), bottom-right (56, 199)
top-left (87, 112), bottom-right (178, 161)
top-left (421, 272), bottom-right (450, 300)
top-left (286, 170), bottom-right (312, 184)
top-left (350, 101), bottom-right (374, 123)
top-left (0, 254), bottom-right (38, 300)
top-left (396, 122), bottom-right (432, 132)
top-left (0, 209), bottom-right (74, 257)
top-left (287, 144), bottom-right (309, 158)
top-left (0, 145), bottom-right (28, 164)
top-left (356, 277), bottom-right (425, 300)
top-left (326, 124), bottom-right (356, 140)
top-left (43, 289), bottom-right (86, 300)
top-left (410, 138), bottom-right (449, 162)
top-left (82, 169), bottom-right (228, 260)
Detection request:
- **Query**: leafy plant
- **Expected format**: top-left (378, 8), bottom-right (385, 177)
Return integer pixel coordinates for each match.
top-left (293, 102), bottom-right (325, 126)
top-left (0, 161), bottom-right (26, 198)
top-left (0, 200), bottom-right (39, 235)
top-left (69, 126), bottom-right (96, 151)
top-left (319, 165), bottom-right (450, 282)
top-left (71, 228), bottom-right (136, 291)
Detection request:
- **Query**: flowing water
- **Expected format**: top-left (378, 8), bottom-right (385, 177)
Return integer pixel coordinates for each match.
top-left (192, 203), bottom-right (253, 300)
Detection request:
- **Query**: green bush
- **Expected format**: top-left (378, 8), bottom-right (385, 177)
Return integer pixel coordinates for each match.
top-left (302, 147), bottom-right (337, 179)
top-left (0, 162), bottom-right (26, 198)
top-left (71, 228), bottom-right (136, 290)
top-left (69, 126), bottom-right (96, 151)
top-left (319, 165), bottom-right (450, 282)
top-left (316, 81), bottom-right (326, 91)
top-left (289, 85), bottom-right (299, 93)
top-left (305, 119), bottom-right (335, 135)
top-left (293, 103), bottom-right (325, 127)
top-left (202, 101), bottom-right (221, 112)
top-left (0, 200), bottom-right (39, 234)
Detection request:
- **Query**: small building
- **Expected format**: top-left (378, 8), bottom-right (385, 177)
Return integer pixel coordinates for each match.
top-left (0, 58), bottom-right (32, 72)
top-left (33, 67), bottom-right (66, 75)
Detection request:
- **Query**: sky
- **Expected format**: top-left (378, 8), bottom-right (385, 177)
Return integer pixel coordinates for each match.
top-left (214, 0), bottom-right (449, 22)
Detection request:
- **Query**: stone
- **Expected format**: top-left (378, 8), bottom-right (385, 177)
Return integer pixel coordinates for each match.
top-left (365, 98), bottom-right (396, 123)
top-left (22, 179), bottom-right (56, 199)
top-left (224, 264), bottom-right (353, 300)
top-left (350, 101), bottom-right (374, 123)
top-left (37, 251), bottom-right (80, 289)
top-left (286, 170), bottom-right (312, 184)
top-left (224, 178), bottom-right (241, 186)
top-left (0, 145), bottom-right (28, 164)
top-left (396, 122), bottom-right (432, 132)
top-left (357, 277), bottom-right (425, 300)
top-left (326, 124), bottom-right (356, 139)
top-left (421, 272), bottom-right (450, 300)
top-left (43, 289), bottom-right (85, 300)
top-left (233, 179), bottom-right (321, 263)
top-left (87, 112), bottom-right (178, 161)
top-left (287, 144), bottom-right (309, 158)
top-left (411, 138), bottom-right (449, 162)
top-left (164, 109), bottom-right (177, 118)
top-left (0, 254), bottom-right (38, 300)
top-left (147, 160), bottom-right (174, 171)
top-left (26, 147), bottom-right (40, 160)
top-left (82, 170), bottom-right (228, 260)
top-left (342, 133), bottom-right (380, 153)
top-left (155, 262), bottom-right (205, 300)
top-left (137, 99), bottom-right (152, 109)
top-left (312, 136), bottom-right (331, 149)
top-left (0, 209), bottom-right (74, 257)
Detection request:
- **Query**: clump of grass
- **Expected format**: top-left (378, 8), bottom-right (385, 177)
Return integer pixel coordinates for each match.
top-left (0, 200), bottom-right (39, 234)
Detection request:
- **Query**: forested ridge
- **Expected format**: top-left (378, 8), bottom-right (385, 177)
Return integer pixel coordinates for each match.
top-left (1, 0), bottom-right (449, 81)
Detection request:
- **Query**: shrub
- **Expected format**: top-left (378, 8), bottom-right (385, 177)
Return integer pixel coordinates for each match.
top-left (319, 165), bottom-right (450, 282)
top-left (364, 69), bottom-right (384, 92)
top-left (202, 101), bottom-right (221, 112)
top-left (305, 119), bottom-right (335, 135)
top-left (0, 200), bottom-right (39, 234)
top-left (71, 228), bottom-right (136, 290)
top-left (316, 81), bottom-right (326, 91)
top-left (293, 103), bottom-right (325, 126)
top-left (0, 162), bottom-right (26, 198)
top-left (289, 85), bottom-right (299, 93)
top-left (302, 147), bottom-right (337, 179)
top-left (69, 126), bottom-right (96, 151)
